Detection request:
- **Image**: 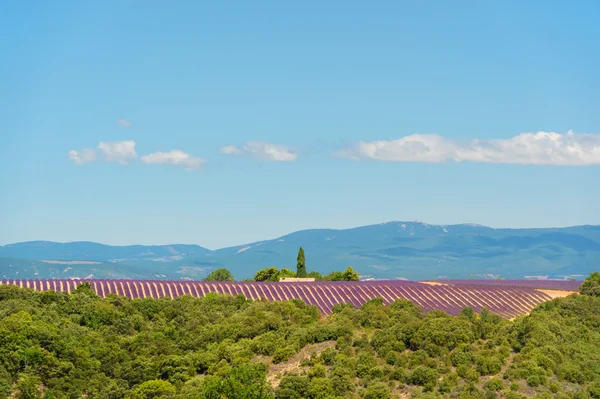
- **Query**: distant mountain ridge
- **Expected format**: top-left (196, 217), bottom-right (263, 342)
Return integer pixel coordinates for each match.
top-left (1, 221), bottom-right (599, 281)
top-left (0, 241), bottom-right (210, 261)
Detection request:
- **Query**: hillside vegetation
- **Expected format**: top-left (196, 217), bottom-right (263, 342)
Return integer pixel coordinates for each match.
top-left (1, 274), bottom-right (599, 398)
top-left (1, 222), bottom-right (599, 281)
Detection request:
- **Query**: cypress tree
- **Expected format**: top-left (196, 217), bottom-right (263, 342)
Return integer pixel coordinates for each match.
top-left (296, 247), bottom-right (307, 277)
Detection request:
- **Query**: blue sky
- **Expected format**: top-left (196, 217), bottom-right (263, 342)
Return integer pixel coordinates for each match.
top-left (1, 1), bottom-right (599, 249)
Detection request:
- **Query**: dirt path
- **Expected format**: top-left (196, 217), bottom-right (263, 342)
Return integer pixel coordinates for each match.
top-left (265, 341), bottom-right (337, 388)
top-left (534, 289), bottom-right (577, 298)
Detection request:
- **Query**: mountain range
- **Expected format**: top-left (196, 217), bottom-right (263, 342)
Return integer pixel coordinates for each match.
top-left (1, 221), bottom-right (599, 281)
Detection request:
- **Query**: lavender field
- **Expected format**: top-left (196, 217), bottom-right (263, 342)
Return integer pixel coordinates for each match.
top-left (437, 279), bottom-right (582, 291)
top-left (1, 279), bottom-right (556, 319)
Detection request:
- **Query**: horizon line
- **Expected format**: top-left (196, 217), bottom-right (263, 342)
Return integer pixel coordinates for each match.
top-left (1, 220), bottom-right (598, 250)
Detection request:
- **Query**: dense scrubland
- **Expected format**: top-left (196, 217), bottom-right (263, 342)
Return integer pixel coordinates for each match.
top-left (1, 273), bottom-right (599, 399)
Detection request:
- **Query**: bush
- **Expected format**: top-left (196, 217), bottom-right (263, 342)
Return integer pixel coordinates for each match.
top-left (408, 366), bottom-right (439, 387)
top-left (527, 374), bottom-right (546, 387)
top-left (450, 346), bottom-right (474, 367)
top-left (273, 346), bottom-right (297, 364)
top-left (275, 376), bottom-right (309, 399)
top-left (457, 365), bottom-right (480, 383)
top-left (579, 272), bottom-right (600, 296)
top-left (364, 382), bottom-right (391, 399)
top-left (129, 380), bottom-right (176, 399)
top-left (484, 378), bottom-right (504, 391)
top-left (307, 378), bottom-right (334, 399)
top-left (476, 356), bottom-right (503, 375)
top-left (203, 268), bottom-right (235, 282)
top-left (588, 380), bottom-right (600, 398)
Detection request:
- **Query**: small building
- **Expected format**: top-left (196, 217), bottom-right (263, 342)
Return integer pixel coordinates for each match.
top-left (279, 277), bottom-right (316, 282)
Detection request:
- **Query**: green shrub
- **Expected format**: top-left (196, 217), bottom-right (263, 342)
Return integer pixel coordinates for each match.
top-left (408, 366), bottom-right (439, 387)
top-left (484, 378), bottom-right (504, 391)
top-left (363, 382), bottom-right (391, 399)
top-left (475, 356), bottom-right (503, 375)
top-left (457, 365), bottom-right (479, 383)
top-left (579, 272), bottom-right (600, 296)
top-left (527, 374), bottom-right (546, 387)
top-left (273, 346), bottom-right (297, 364)
top-left (275, 375), bottom-right (309, 399)
top-left (307, 377), bottom-right (334, 399)
top-left (588, 380), bottom-right (600, 399)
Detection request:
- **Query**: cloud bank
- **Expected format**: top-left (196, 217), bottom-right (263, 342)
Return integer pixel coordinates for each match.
top-left (69, 140), bottom-right (137, 166)
top-left (141, 150), bottom-right (205, 171)
top-left (334, 131), bottom-right (600, 165)
top-left (69, 141), bottom-right (205, 171)
top-left (219, 141), bottom-right (298, 162)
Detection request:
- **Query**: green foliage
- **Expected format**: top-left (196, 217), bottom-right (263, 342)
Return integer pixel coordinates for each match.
top-left (129, 380), bottom-right (176, 399)
top-left (254, 264), bottom-right (359, 282)
top-left (411, 314), bottom-right (474, 355)
top-left (15, 374), bottom-right (41, 399)
top-left (324, 266), bottom-right (360, 281)
top-left (307, 271), bottom-right (323, 280)
top-left (579, 271), bottom-right (600, 296)
top-left (275, 375), bottom-right (309, 399)
top-left (203, 268), bottom-right (235, 282)
top-left (409, 366), bottom-right (439, 387)
top-left (0, 380), bottom-right (10, 399)
top-left (484, 378), bottom-right (504, 392)
top-left (364, 382), bottom-right (391, 399)
top-left (475, 355), bottom-right (503, 375)
top-left (254, 267), bottom-right (281, 282)
top-left (296, 247), bottom-right (307, 278)
top-left (307, 377), bottom-right (334, 399)
top-left (589, 380), bottom-right (600, 398)
top-left (253, 267), bottom-right (298, 282)
top-left (1, 276), bottom-right (600, 398)
top-left (73, 282), bottom-right (97, 297)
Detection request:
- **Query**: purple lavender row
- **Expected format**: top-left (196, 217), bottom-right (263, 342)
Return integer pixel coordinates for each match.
top-left (0, 279), bottom-right (553, 318)
top-left (436, 279), bottom-right (582, 292)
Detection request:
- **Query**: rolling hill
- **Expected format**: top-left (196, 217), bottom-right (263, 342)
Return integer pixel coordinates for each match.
top-left (1, 222), bottom-right (598, 281)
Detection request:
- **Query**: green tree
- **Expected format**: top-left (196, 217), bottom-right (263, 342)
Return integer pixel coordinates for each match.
top-left (325, 267), bottom-right (360, 281)
top-left (0, 380), bottom-right (10, 399)
top-left (307, 378), bottom-right (334, 399)
top-left (254, 267), bottom-right (280, 282)
top-left (296, 247), bottom-right (307, 278)
top-left (278, 268), bottom-right (297, 279)
top-left (307, 271), bottom-right (323, 280)
top-left (16, 374), bottom-right (41, 399)
top-left (341, 266), bottom-right (359, 281)
top-left (73, 282), bottom-right (97, 296)
top-left (216, 363), bottom-right (271, 399)
top-left (275, 375), bottom-right (309, 399)
top-left (204, 268), bottom-right (235, 282)
top-left (129, 380), bottom-right (176, 399)
top-left (579, 272), bottom-right (600, 296)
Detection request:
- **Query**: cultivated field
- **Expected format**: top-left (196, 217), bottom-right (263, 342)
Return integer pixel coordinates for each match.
top-left (0, 279), bottom-right (564, 319)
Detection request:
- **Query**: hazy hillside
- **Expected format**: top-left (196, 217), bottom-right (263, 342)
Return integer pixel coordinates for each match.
top-left (1, 222), bottom-right (598, 281)
top-left (0, 241), bottom-right (209, 261)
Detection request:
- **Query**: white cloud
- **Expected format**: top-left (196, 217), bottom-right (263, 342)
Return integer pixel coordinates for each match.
top-left (219, 141), bottom-right (298, 162)
top-left (117, 118), bottom-right (131, 127)
top-left (334, 131), bottom-right (600, 166)
top-left (98, 140), bottom-right (138, 165)
top-left (68, 148), bottom-right (97, 165)
top-left (69, 140), bottom-right (137, 166)
top-left (218, 145), bottom-right (242, 155)
top-left (141, 150), bottom-right (206, 171)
